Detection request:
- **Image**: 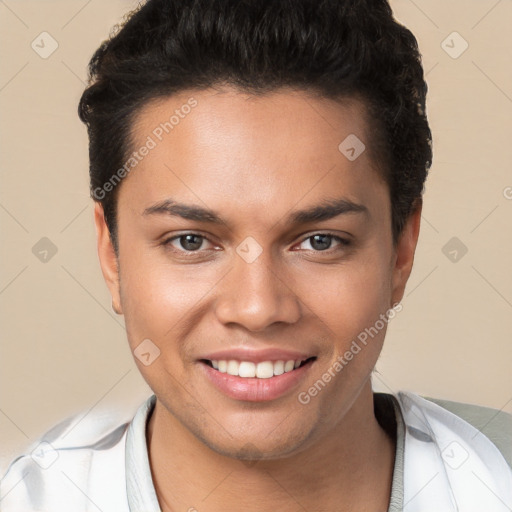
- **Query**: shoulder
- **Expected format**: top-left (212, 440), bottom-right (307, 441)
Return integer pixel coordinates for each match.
top-left (392, 391), bottom-right (512, 508)
top-left (0, 406), bottom-right (135, 511)
top-left (422, 395), bottom-right (512, 469)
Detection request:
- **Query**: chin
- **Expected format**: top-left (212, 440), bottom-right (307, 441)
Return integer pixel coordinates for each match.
top-left (204, 436), bottom-right (311, 462)
top-left (189, 414), bottom-right (319, 462)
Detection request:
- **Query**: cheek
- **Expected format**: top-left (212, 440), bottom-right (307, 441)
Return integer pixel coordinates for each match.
top-left (118, 246), bottom-right (223, 352)
top-left (299, 252), bottom-right (392, 343)
top-left (118, 258), bottom-right (211, 392)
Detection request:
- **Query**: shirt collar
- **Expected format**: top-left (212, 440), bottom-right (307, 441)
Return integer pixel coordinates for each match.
top-left (125, 394), bottom-right (161, 512)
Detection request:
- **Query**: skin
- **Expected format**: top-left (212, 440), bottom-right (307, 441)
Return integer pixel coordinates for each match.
top-left (94, 86), bottom-right (421, 511)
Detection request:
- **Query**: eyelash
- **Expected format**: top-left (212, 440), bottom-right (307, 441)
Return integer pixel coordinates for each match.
top-left (161, 232), bottom-right (351, 256)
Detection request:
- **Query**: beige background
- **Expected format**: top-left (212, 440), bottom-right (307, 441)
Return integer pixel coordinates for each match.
top-left (1, 0), bottom-right (511, 473)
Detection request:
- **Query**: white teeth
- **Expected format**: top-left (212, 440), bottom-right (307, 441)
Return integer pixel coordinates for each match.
top-left (284, 360), bottom-right (295, 372)
top-left (273, 360), bottom-right (284, 375)
top-left (238, 361), bottom-right (256, 378)
top-left (227, 360), bottom-right (239, 376)
top-left (256, 361), bottom-right (274, 379)
top-left (209, 358), bottom-right (309, 378)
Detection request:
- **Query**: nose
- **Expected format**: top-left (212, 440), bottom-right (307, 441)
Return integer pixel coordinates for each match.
top-left (214, 247), bottom-right (302, 332)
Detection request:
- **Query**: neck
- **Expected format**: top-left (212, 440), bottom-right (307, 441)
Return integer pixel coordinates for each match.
top-left (147, 382), bottom-right (395, 512)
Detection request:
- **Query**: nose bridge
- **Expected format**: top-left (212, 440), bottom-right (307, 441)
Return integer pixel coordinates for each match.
top-left (214, 242), bottom-right (301, 331)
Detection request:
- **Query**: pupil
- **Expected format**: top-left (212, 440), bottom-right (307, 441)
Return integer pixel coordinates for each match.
top-left (181, 234), bottom-right (202, 251)
top-left (311, 234), bottom-right (331, 251)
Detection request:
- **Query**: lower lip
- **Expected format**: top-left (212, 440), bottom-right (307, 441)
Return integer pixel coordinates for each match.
top-left (199, 360), bottom-right (314, 402)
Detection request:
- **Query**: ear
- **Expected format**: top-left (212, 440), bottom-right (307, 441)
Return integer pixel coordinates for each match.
top-left (93, 202), bottom-right (123, 315)
top-left (391, 200), bottom-right (422, 306)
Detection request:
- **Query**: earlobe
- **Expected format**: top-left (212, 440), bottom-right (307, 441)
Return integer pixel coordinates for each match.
top-left (391, 200), bottom-right (422, 306)
top-left (93, 202), bottom-right (123, 315)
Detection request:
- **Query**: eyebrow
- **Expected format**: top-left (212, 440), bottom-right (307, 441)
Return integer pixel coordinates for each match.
top-left (142, 197), bottom-right (368, 226)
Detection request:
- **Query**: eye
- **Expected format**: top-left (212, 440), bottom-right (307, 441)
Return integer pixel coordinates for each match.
top-left (296, 233), bottom-right (350, 252)
top-left (164, 233), bottom-right (213, 252)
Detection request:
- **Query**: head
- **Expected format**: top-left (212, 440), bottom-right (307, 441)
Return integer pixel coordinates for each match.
top-left (80, 0), bottom-right (431, 459)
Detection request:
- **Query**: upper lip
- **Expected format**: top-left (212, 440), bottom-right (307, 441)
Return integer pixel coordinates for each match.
top-left (199, 348), bottom-right (316, 364)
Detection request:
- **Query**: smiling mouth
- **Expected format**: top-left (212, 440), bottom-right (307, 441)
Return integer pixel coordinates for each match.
top-left (200, 357), bottom-right (316, 379)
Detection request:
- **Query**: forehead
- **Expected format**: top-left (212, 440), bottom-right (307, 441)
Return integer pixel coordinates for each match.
top-left (132, 87), bottom-right (373, 163)
top-left (120, 87), bottom-right (387, 222)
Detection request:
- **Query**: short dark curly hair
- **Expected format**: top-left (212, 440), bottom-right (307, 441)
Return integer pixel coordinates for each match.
top-left (78, 0), bottom-right (432, 253)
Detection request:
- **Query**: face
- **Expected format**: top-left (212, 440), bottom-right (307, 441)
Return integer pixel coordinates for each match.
top-left (95, 87), bottom-right (420, 459)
